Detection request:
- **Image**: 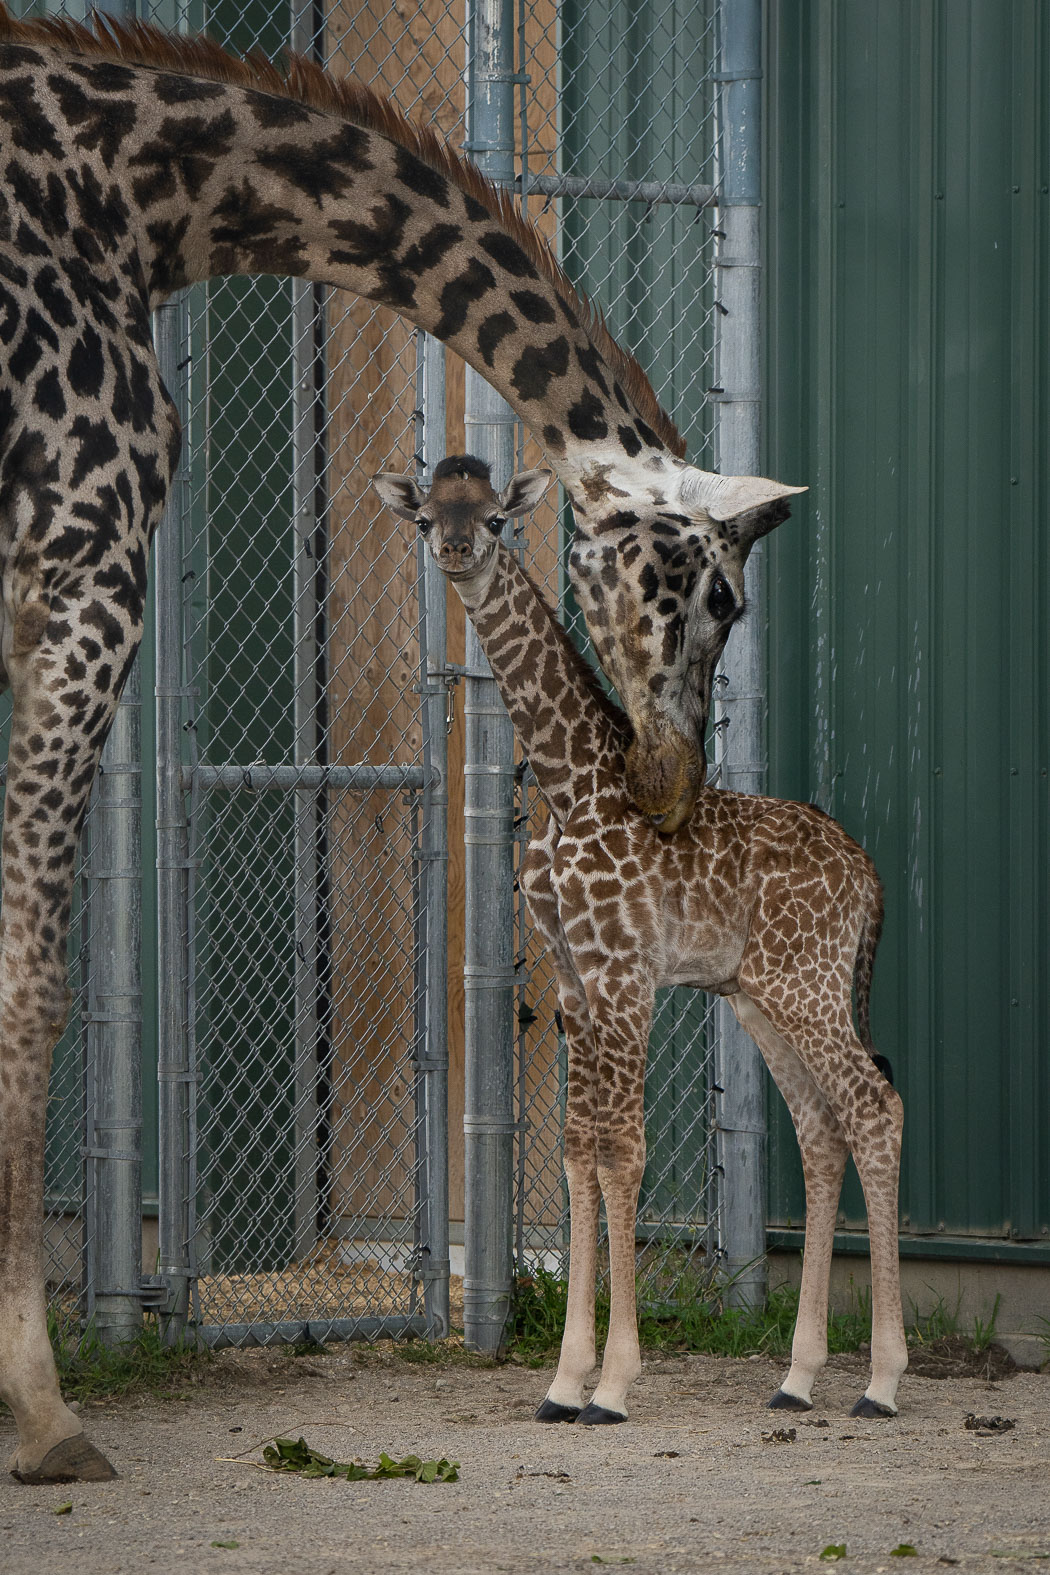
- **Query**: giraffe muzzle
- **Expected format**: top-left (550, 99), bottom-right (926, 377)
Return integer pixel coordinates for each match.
top-left (624, 722), bottom-right (703, 835)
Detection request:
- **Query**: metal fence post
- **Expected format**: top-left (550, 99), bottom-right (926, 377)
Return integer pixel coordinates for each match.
top-left (713, 0), bottom-right (768, 1309)
top-left (86, 660), bottom-right (144, 1347)
top-left (63, 0), bottom-right (145, 1355)
top-left (154, 295), bottom-right (195, 1340)
top-left (461, 0), bottom-right (519, 1354)
top-left (416, 334), bottom-right (451, 1339)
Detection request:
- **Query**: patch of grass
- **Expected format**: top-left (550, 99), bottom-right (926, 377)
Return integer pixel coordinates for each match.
top-left (906, 1289), bottom-right (1001, 1352)
top-left (507, 1268), bottom-right (1003, 1368)
top-left (50, 1310), bottom-right (209, 1404)
top-left (507, 1269), bottom-right (871, 1364)
top-left (386, 1334), bottom-right (498, 1368)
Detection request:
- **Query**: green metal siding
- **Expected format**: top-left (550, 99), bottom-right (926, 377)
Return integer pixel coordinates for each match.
top-left (765, 0), bottom-right (1050, 1248)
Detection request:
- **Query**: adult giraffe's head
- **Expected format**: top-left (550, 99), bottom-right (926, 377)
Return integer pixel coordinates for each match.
top-left (565, 458), bottom-right (805, 833)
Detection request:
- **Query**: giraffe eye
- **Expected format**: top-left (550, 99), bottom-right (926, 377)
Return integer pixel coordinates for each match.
top-left (486, 514), bottom-right (506, 535)
top-left (707, 574), bottom-right (735, 619)
top-left (417, 516), bottom-right (433, 536)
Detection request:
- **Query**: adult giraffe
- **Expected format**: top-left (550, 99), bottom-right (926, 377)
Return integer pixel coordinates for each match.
top-left (0, 7), bottom-right (801, 1480)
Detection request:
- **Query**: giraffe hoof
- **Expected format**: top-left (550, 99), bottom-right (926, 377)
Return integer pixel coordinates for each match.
top-left (11, 1433), bottom-right (117, 1484)
top-left (534, 1399), bottom-right (581, 1423)
top-left (768, 1389), bottom-right (813, 1413)
top-left (575, 1402), bottom-right (627, 1426)
top-left (850, 1396), bottom-right (897, 1420)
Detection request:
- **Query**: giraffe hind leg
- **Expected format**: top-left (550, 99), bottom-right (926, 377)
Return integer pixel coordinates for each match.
top-left (729, 991), bottom-right (849, 1412)
top-left (737, 973), bottom-right (907, 1417)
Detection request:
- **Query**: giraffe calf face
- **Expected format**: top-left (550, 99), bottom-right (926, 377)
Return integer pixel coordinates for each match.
top-left (373, 456), bottom-right (551, 581)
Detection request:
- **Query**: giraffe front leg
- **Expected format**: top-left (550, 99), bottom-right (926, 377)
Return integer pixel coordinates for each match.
top-left (536, 1122), bottom-right (600, 1421)
top-left (576, 1128), bottom-right (646, 1424)
top-left (730, 991), bottom-right (849, 1411)
top-left (520, 838), bottom-right (601, 1422)
top-left (574, 974), bottom-right (652, 1426)
top-left (0, 600), bottom-right (141, 1483)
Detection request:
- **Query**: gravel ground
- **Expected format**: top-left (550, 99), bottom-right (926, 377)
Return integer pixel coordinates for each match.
top-left (2, 1343), bottom-right (1048, 1574)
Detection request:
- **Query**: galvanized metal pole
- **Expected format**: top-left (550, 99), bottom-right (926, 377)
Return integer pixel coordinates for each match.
top-left (154, 294), bottom-right (194, 1340)
top-left (87, 663), bottom-right (144, 1347)
top-left (416, 334), bottom-right (451, 1339)
top-left (713, 0), bottom-right (768, 1309)
top-left (84, 0), bottom-right (143, 1351)
top-left (461, 0), bottom-right (518, 1353)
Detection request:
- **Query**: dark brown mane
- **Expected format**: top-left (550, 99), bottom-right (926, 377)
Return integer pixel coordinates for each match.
top-left (0, 2), bottom-right (685, 460)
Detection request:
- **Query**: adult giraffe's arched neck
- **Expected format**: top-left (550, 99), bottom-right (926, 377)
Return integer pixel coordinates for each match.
top-left (0, 8), bottom-right (682, 499)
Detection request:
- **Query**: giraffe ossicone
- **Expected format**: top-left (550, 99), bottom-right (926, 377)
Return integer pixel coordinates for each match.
top-left (378, 455), bottom-right (907, 1427)
top-left (0, 2), bottom-right (800, 1480)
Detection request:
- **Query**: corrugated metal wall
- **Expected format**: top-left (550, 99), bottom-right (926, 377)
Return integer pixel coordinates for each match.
top-left (764, 0), bottom-right (1049, 1254)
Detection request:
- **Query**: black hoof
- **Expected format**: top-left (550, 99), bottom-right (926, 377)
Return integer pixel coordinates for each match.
top-left (850, 1395), bottom-right (897, 1419)
top-left (534, 1398), bottom-right (581, 1424)
top-left (11, 1434), bottom-right (118, 1484)
top-left (768, 1389), bottom-right (813, 1413)
top-left (575, 1403), bottom-right (627, 1426)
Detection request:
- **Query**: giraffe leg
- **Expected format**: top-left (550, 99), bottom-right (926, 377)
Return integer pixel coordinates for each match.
top-left (845, 1093), bottom-right (906, 1415)
top-left (740, 962), bottom-right (907, 1418)
top-left (520, 838), bottom-right (600, 1421)
top-left (0, 595), bottom-right (144, 1482)
top-left (574, 973), bottom-right (652, 1425)
top-left (729, 991), bottom-right (849, 1411)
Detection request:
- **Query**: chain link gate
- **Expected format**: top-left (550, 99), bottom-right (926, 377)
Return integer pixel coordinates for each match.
top-left (20, 0), bottom-right (765, 1349)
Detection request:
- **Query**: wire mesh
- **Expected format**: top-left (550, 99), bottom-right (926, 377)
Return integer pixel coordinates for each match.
top-left (508, 0), bottom-right (726, 1312)
top-left (18, 0), bottom-right (729, 1342)
top-left (166, 0), bottom-right (467, 1342)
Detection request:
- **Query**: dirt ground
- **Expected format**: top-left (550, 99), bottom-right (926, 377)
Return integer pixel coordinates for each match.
top-left (2, 1342), bottom-right (1049, 1575)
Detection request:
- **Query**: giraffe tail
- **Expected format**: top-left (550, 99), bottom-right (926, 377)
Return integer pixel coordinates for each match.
top-left (854, 877), bottom-right (894, 1084)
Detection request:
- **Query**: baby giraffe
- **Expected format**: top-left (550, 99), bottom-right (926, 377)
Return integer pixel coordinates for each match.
top-left (374, 455), bottom-right (906, 1425)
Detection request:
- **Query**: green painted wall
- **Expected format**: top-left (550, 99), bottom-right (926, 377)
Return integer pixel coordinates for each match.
top-left (764, 0), bottom-right (1050, 1248)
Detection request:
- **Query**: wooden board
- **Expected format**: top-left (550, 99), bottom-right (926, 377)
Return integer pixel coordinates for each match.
top-left (321, 0), bottom-right (564, 1236)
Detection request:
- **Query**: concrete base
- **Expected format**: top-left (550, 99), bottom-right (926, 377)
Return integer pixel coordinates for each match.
top-left (769, 1249), bottom-right (1050, 1370)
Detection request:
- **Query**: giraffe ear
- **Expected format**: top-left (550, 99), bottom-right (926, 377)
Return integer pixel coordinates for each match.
top-left (373, 472), bottom-right (427, 520)
top-left (674, 468), bottom-right (806, 549)
top-left (499, 469), bottom-right (552, 516)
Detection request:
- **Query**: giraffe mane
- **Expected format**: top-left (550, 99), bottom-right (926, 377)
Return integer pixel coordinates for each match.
top-left (0, 2), bottom-right (686, 461)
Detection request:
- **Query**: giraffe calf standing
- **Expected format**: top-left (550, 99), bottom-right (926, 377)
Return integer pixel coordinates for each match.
top-left (374, 456), bottom-right (907, 1425)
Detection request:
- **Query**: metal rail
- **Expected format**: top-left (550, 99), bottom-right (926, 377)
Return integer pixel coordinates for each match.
top-left (517, 173), bottom-right (716, 207)
top-left (460, 0), bottom-right (520, 1356)
top-left (713, 0), bottom-right (768, 1310)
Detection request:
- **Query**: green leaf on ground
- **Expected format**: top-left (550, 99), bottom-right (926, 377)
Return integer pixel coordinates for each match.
top-left (52, 1501), bottom-right (73, 1516)
top-left (891, 1545), bottom-right (918, 1557)
top-left (261, 1437), bottom-right (458, 1483)
top-left (210, 1540), bottom-right (240, 1549)
top-left (820, 1545), bottom-right (848, 1561)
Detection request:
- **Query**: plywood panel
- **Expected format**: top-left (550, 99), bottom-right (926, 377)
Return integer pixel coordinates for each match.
top-left (324, 0), bottom-right (466, 1223)
top-left (321, 0), bottom-right (565, 1234)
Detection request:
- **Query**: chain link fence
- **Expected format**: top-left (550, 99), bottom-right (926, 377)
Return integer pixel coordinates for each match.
top-left (19, 0), bottom-right (743, 1349)
top-left (508, 0), bottom-right (726, 1313)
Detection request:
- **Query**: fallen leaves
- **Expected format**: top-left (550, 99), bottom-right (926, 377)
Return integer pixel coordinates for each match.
top-left (259, 1436), bottom-right (459, 1482)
